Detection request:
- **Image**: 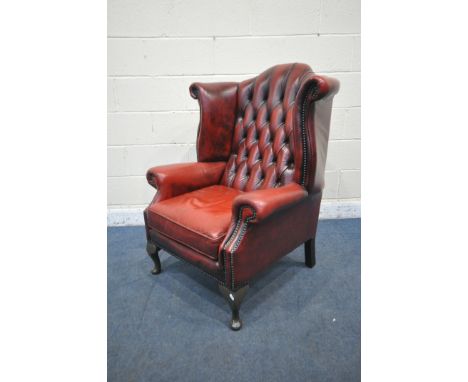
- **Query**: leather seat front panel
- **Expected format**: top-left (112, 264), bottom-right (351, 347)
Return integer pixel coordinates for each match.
top-left (147, 185), bottom-right (242, 260)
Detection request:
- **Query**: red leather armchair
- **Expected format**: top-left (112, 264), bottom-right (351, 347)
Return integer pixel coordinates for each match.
top-left (144, 63), bottom-right (339, 330)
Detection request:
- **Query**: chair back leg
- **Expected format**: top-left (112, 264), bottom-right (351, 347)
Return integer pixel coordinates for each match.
top-left (305, 238), bottom-right (316, 268)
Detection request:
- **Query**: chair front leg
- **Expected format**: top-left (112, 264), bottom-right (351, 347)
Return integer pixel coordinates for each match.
top-left (146, 241), bottom-right (161, 275)
top-left (218, 284), bottom-right (249, 331)
top-left (305, 238), bottom-right (316, 268)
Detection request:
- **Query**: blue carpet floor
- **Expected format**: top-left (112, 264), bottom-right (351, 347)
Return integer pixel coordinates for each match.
top-left (108, 219), bottom-right (360, 382)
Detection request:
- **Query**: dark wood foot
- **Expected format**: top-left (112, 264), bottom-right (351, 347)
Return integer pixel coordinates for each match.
top-left (305, 238), bottom-right (316, 268)
top-left (218, 284), bottom-right (249, 331)
top-left (146, 241), bottom-right (161, 275)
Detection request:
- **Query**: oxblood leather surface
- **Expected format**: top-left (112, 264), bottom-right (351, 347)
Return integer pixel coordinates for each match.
top-left (146, 162), bottom-right (226, 202)
top-left (147, 185), bottom-right (242, 260)
top-left (149, 229), bottom-right (222, 276)
top-left (190, 82), bottom-right (238, 162)
top-left (222, 63), bottom-right (312, 191)
top-left (145, 63), bottom-right (339, 288)
top-left (232, 183), bottom-right (307, 222)
top-left (221, 192), bottom-right (323, 289)
top-left (294, 73), bottom-right (340, 194)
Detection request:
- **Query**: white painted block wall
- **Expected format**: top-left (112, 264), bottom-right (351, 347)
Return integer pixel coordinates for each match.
top-left (108, 0), bottom-right (360, 224)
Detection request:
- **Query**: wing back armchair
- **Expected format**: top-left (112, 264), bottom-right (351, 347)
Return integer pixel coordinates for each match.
top-left (144, 63), bottom-right (339, 330)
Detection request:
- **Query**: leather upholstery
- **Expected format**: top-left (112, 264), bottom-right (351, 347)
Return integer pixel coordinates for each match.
top-left (231, 183), bottom-right (307, 223)
top-left (222, 64), bottom-right (312, 191)
top-left (221, 192), bottom-right (323, 289)
top-left (146, 162), bottom-right (226, 202)
top-left (147, 185), bottom-right (242, 260)
top-left (294, 73), bottom-right (340, 194)
top-left (144, 63), bottom-right (339, 290)
top-left (190, 82), bottom-right (238, 162)
top-left (149, 228), bottom-right (222, 276)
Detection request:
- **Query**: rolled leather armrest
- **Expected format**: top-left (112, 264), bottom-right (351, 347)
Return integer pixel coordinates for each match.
top-left (146, 162), bottom-right (226, 202)
top-left (232, 183), bottom-right (308, 223)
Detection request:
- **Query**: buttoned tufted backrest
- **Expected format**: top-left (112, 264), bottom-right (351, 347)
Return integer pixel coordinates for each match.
top-left (221, 63), bottom-right (313, 191)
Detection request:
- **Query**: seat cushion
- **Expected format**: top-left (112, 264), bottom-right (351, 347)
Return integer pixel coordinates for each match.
top-left (146, 185), bottom-right (242, 260)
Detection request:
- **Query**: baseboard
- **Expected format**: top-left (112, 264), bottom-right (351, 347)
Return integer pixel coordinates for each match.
top-left (107, 200), bottom-right (360, 227)
top-left (107, 207), bottom-right (146, 227)
top-left (319, 200), bottom-right (361, 220)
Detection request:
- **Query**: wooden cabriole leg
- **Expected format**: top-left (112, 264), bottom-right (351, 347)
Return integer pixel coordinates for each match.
top-left (146, 241), bottom-right (161, 275)
top-left (304, 238), bottom-right (316, 268)
top-left (218, 284), bottom-right (249, 331)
